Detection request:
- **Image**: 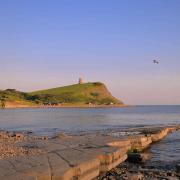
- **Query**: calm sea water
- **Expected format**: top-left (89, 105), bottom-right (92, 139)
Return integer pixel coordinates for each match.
top-left (0, 105), bottom-right (179, 168)
top-left (147, 130), bottom-right (180, 170)
top-left (0, 105), bottom-right (179, 134)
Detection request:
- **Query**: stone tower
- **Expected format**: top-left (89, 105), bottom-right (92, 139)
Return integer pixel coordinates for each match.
top-left (79, 77), bottom-right (84, 84)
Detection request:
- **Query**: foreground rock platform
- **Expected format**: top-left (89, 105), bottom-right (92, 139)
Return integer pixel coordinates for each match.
top-left (0, 125), bottom-right (179, 180)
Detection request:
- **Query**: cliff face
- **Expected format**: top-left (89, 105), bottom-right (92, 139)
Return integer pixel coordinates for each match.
top-left (0, 82), bottom-right (124, 107)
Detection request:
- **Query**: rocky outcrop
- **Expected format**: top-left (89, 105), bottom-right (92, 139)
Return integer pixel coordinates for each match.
top-left (128, 135), bottom-right (152, 151)
top-left (0, 125), bottom-right (179, 180)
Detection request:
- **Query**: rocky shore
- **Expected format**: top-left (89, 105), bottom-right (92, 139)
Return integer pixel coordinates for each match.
top-left (0, 125), bottom-right (179, 180)
top-left (0, 131), bottom-right (43, 159)
top-left (100, 161), bottom-right (180, 180)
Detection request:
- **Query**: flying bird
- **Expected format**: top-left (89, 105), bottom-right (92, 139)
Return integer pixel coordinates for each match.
top-left (153, 60), bottom-right (159, 64)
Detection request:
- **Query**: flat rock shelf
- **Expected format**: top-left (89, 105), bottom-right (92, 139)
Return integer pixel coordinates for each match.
top-left (0, 125), bottom-right (179, 180)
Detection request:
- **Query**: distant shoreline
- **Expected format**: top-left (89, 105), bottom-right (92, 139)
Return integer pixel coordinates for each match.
top-left (3, 104), bottom-right (129, 109)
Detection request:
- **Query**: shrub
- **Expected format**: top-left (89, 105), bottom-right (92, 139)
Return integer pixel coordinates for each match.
top-left (93, 82), bottom-right (103, 86)
top-left (90, 92), bottom-right (99, 97)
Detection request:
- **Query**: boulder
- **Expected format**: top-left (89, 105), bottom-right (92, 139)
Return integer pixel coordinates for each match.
top-left (128, 153), bottom-right (142, 163)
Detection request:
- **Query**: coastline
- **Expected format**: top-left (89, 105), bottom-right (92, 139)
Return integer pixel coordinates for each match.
top-left (0, 125), bottom-right (179, 179)
top-left (2, 103), bottom-right (130, 109)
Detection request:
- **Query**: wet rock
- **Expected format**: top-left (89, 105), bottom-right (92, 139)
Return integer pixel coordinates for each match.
top-left (175, 164), bottom-right (180, 173)
top-left (128, 153), bottom-right (143, 163)
top-left (166, 171), bottom-right (173, 176)
top-left (128, 152), bottom-right (152, 163)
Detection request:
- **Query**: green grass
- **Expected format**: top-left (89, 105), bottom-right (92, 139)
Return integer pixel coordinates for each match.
top-left (0, 82), bottom-right (124, 106)
top-left (0, 89), bottom-right (36, 107)
top-left (30, 82), bottom-right (123, 105)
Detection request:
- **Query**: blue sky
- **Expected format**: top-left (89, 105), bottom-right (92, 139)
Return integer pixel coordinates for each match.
top-left (0, 0), bottom-right (180, 105)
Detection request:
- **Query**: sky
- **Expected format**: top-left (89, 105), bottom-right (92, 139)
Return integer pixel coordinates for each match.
top-left (0, 0), bottom-right (180, 105)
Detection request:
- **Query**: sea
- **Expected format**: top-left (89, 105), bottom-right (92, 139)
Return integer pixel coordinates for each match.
top-left (0, 105), bottom-right (179, 170)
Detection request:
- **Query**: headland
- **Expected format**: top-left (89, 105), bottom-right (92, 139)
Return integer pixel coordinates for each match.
top-left (0, 82), bottom-right (126, 109)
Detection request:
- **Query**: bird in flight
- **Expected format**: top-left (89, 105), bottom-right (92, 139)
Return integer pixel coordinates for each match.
top-left (153, 60), bottom-right (159, 64)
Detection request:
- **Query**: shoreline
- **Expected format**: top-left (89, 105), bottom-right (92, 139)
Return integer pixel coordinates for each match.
top-left (2, 104), bottom-right (130, 109)
top-left (0, 125), bottom-right (179, 179)
top-left (101, 160), bottom-right (180, 179)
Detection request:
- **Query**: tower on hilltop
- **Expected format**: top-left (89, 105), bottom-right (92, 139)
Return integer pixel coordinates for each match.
top-left (78, 77), bottom-right (84, 84)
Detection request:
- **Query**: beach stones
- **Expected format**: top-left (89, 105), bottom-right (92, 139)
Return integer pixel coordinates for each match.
top-left (0, 131), bottom-right (25, 141)
top-left (129, 173), bottom-right (144, 180)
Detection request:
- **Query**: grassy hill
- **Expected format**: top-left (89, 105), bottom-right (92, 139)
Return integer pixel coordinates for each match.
top-left (0, 82), bottom-right (124, 107)
top-left (30, 82), bottom-right (123, 105)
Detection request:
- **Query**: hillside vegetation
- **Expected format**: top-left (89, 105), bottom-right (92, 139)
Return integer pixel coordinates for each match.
top-left (0, 82), bottom-right (124, 107)
top-left (0, 89), bottom-right (35, 108)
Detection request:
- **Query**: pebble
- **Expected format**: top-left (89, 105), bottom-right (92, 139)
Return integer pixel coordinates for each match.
top-left (129, 173), bottom-right (144, 180)
top-left (108, 175), bottom-right (116, 180)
